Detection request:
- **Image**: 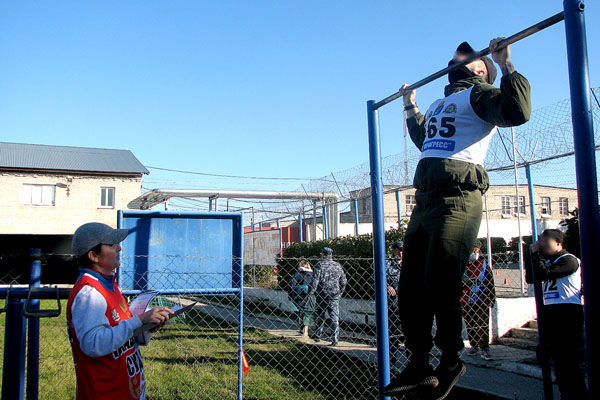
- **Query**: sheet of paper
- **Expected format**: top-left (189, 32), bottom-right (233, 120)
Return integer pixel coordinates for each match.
top-left (165, 305), bottom-right (182, 325)
top-left (133, 302), bottom-right (197, 336)
top-left (128, 291), bottom-right (159, 316)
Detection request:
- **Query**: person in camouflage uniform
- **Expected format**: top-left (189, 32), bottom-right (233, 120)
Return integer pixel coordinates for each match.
top-left (382, 38), bottom-right (531, 399)
top-left (308, 247), bottom-right (347, 346)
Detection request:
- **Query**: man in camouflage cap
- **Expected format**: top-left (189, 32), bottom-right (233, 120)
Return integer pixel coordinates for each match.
top-left (308, 247), bottom-right (347, 346)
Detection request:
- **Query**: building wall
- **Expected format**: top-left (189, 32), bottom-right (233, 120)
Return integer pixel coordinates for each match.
top-left (346, 184), bottom-right (594, 241)
top-left (0, 171), bottom-right (142, 234)
top-left (483, 185), bottom-right (580, 220)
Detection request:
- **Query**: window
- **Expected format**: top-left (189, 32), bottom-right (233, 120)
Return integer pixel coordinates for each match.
top-left (559, 197), bottom-right (569, 216)
top-left (541, 197), bottom-right (551, 216)
top-left (22, 184), bottom-right (55, 206)
top-left (100, 187), bottom-right (115, 208)
top-left (514, 196), bottom-right (526, 215)
top-left (405, 195), bottom-right (416, 215)
top-left (501, 196), bottom-right (512, 216)
top-left (360, 198), bottom-right (371, 215)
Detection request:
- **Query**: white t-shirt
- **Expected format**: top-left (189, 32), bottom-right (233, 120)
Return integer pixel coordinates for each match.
top-left (542, 253), bottom-right (583, 306)
top-left (421, 87), bottom-right (497, 166)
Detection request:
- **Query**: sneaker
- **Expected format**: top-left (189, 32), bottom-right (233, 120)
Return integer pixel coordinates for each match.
top-left (481, 348), bottom-right (492, 361)
top-left (310, 335), bottom-right (321, 343)
top-left (467, 346), bottom-right (479, 356)
top-left (380, 364), bottom-right (439, 396)
top-left (432, 360), bottom-right (466, 400)
top-left (330, 341), bottom-right (338, 347)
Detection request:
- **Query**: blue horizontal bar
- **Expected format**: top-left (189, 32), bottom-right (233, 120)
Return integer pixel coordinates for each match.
top-left (0, 287), bottom-right (241, 299)
top-left (0, 288), bottom-right (71, 300)
top-left (120, 210), bottom-right (243, 220)
top-left (121, 288), bottom-right (241, 296)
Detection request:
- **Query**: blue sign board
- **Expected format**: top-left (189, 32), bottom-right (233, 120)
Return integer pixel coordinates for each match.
top-left (117, 211), bottom-right (243, 293)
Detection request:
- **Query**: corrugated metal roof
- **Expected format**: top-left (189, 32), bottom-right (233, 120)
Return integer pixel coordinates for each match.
top-left (0, 142), bottom-right (149, 174)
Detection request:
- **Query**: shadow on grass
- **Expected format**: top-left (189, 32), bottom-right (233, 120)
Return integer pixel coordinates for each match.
top-left (150, 332), bottom-right (238, 341)
top-left (153, 308), bottom-right (381, 399)
top-left (245, 341), bottom-right (379, 400)
top-left (147, 354), bottom-right (238, 366)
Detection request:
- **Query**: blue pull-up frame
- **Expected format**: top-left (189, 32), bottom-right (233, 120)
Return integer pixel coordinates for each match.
top-left (366, 2), bottom-right (597, 399)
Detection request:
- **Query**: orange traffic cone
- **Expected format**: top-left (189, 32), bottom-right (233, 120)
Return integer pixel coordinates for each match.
top-left (504, 277), bottom-right (509, 285)
top-left (496, 270), bottom-right (499, 276)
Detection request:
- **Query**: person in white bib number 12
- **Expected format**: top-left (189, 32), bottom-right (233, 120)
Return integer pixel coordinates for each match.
top-left (527, 229), bottom-right (588, 399)
top-left (381, 39), bottom-right (531, 400)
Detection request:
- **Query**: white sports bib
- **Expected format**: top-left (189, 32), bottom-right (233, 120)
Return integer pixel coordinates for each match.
top-left (543, 253), bottom-right (583, 306)
top-left (421, 87), bottom-right (497, 166)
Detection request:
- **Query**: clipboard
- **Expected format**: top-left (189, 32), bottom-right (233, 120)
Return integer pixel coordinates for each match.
top-left (134, 302), bottom-right (197, 336)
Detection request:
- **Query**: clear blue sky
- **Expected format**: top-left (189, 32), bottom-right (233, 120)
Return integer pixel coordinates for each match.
top-left (1, 1), bottom-right (598, 190)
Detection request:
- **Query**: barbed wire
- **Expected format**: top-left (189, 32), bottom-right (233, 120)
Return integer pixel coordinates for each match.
top-left (146, 87), bottom-right (599, 227)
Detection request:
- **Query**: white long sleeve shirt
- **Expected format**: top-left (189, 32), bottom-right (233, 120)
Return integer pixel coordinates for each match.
top-left (70, 285), bottom-right (152, 357)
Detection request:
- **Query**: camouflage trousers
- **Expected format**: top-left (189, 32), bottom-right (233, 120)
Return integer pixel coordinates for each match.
top-left (314, 297), bottom-right (340, 343)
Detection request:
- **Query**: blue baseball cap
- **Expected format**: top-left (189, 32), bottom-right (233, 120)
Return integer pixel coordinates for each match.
top-left (323, 247), bottom-right (333, 255)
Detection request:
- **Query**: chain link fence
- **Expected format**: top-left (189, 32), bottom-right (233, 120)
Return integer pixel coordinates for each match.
top-left (243, 255), bottom-right (535, 399)
top-left (0, 250), bottom-right (554, 399)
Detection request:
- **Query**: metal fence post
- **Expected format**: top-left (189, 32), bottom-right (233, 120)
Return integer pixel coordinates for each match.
top-left (367, 100), bottom-right (391, 399)
top-left (484, 194), bottom-right (493, 270)
top-left (511, 127), bottom-right (526, 295)
top-left (395, 190), bottom-right (401, 227)
top-left (525, 164), bottom-right (554, 399)
top-left (564, 1), bottom-right (599, 397)
top-left (27, 249), bottom-right (41, 400)
top-left (234, 216), bottom-right (245, 400)
top-left (353, 198), bottom-right (360, 235)
top-left (323, 205), bottom-right (329, 240)
top-left (526, 164), bottom-right (539, 241)
top-left (298, 213), bottom-right (303, 243)
top-left (1, 296), bottom-right (27, 400)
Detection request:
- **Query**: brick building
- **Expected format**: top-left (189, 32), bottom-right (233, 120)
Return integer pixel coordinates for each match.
top-left (338, 184), bottom-right (591, 240)
top-left (0, 142), bottom-right (148, 282)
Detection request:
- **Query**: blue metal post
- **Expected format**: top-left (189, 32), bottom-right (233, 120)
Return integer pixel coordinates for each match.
top-left (395, 190), bottom-right (402, 227)
top-left (353, 198), bottom-right (360, 235)
top-left (27, 249), bottom-right (41, 400)
top-left (322, 205), bottom-right (329, 240)
top-left (2, 297), bottom-right (27, 400)
top-left (564, 1), bottom-right (599, 397)
top-left (525, 165), bottom-right (554, 399)
top-left (258, 222), bottom-right (262, 231)
top-left (276, 219), bottom-right (280, 229)
top-left (298, 213), bottom-right (303, 243)
top-left (234, 215), bottom-right (245, 400)
top-left (367, 100), bottom-right (391, 399)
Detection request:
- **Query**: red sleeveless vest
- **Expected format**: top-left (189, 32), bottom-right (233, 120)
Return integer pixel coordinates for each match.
top-left (67, 273), bottom-right (146, 399)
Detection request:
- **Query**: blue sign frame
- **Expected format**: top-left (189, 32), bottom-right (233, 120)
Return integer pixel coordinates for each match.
top-left (117, 210), bottom-right (243, 294)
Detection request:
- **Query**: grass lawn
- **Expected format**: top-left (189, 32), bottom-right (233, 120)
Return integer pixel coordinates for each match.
top-left (0, 300), bottom-right (378, 400)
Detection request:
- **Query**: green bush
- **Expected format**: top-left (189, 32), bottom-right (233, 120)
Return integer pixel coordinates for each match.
top-left (244, 264), bottom-right (277, 288)
top-left (277, 222), bottom-right (407, 300)
top-left (475, 237), bottom-right (508, 254)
